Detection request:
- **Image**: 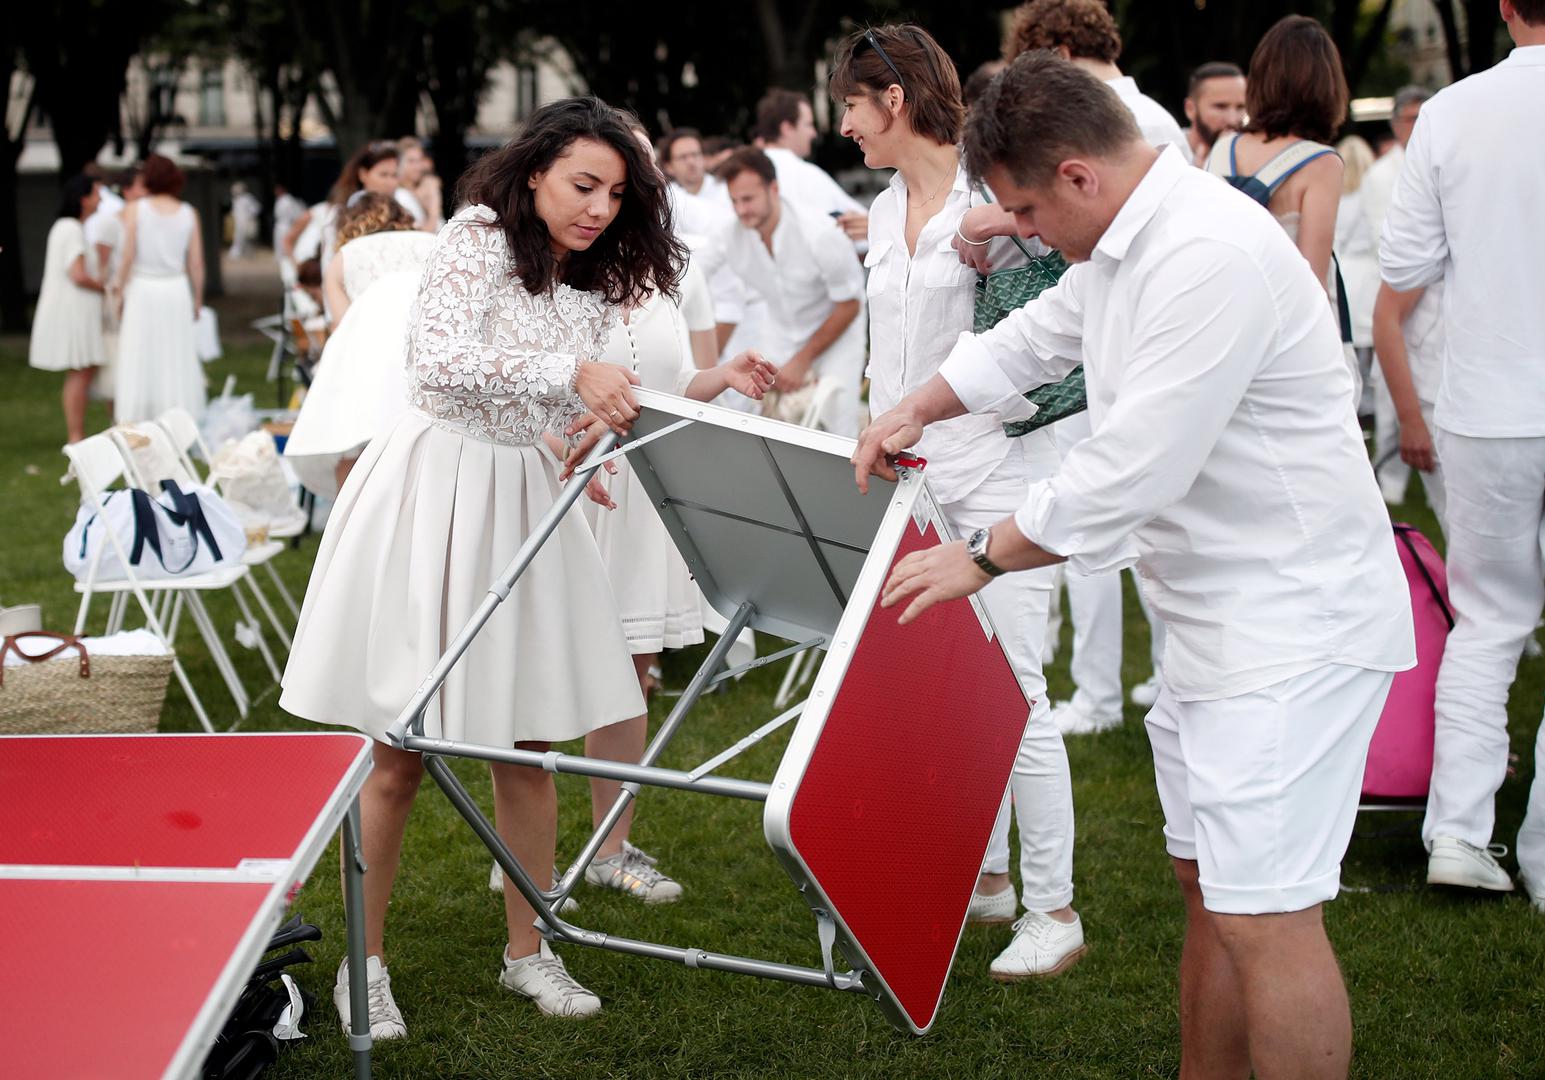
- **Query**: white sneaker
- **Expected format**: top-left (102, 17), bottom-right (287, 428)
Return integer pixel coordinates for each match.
top-left (584, 841), bottom-right (683, 903)
top-left (334, 955), bottom-right (407, 1041)
top-left (489, 862), bottom-right (579, 915)
top-left (499, 941), bottom-right (602, 1017)
top-left (989, 911), bottom-right (1087, 980)
top-left (966, 883), bottom-right (1018, 925)
top-left (1129, 674), bottom-right (1162, 708)
top-left (1427, 836), bottom-right (1515, 892)
top-left (1050, 699), bottom-right (1122, 736)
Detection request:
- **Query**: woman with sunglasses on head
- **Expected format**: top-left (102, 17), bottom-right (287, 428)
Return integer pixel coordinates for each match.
top-left (280, 98), bottom-right (681, 1037)
top-left (831, 24), bottom-right (1085, 981)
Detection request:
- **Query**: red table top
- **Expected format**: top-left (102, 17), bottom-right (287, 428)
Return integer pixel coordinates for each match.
top-left (786, 520), bottom-right (1032, 1032)
top-left (0, 878), bottom-right (272, 1080)
top-left (0, 733), bottom-right (369, 868)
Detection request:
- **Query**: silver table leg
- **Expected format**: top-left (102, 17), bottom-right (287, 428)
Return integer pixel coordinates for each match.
top-left (340, 797), bottom-right (372, 1080)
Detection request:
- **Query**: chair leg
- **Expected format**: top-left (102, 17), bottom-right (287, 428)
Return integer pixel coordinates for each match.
top-left (185, 592), bottom-right (249, 721)
top-left (167, 594), bottom-right (185, 643)
top-left (774, 651), bottom-right (810, 709)
top-left (232, 581), bottom-right (282, 683)
top-left (246, 572), bottom-right (293, 650)
top-left (108, 592), bottom-right (128, 634)
top-left (74, 590), bottom-right (93, 637)
top-left (168, 654), bottom-right (216, 733)
top-left (264, 561), bottom-right (302, 621)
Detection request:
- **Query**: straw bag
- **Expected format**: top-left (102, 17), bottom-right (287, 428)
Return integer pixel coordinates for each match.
top-left (0, 632), bottom-right (172, 734)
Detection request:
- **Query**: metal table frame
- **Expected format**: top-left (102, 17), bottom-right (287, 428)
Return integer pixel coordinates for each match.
top-left (382, 390), bottom-right (1022, 1031)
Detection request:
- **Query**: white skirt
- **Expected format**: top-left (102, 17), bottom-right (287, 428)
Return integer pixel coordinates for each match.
top-left (584, 460), bottom-right (705, 655)
top-left (284, 272), bottom-right (417, 498)
top-left (28, 283), bottom-right (104, 372)
top-left (114, 274), bottom-right (205, 423)
top-left (279, 410), bottom-right (646, 746)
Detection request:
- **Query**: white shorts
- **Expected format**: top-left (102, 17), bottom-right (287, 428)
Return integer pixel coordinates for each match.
top-left (1145, 663), bottom-right (1394, 915)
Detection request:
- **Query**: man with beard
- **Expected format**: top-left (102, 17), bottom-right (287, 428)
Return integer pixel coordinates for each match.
top-left (1183, 61), bottom-right (1248, 165)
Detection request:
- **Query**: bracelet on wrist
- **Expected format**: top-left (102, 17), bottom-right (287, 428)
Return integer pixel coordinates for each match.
top-left (955, 222), bottom-right (992, 247)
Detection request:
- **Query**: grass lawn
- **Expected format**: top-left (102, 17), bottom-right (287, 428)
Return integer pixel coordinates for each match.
top-left (2, 340), bottom-right (1541, 1079)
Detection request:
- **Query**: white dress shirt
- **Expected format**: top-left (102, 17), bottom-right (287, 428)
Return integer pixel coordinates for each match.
top-left (939, 147), bottom-right (1414, 700)
top-left (1359, 144), bottom-right (1403, 240)
top-left (711, 198), bottom-right (865, 370)
top-left (394, 186), bottom-right (427, 226)
top-left (1106, 77), bottom-right (1192, 164)
top-left (1379, 45), bottom-right (1545, 439)
top-left (669, 178), bottom-right (745, 325)
top-left (763, 146), bottom-right (867, 218)
top-left (865, 165), bottom-right (1037, 503)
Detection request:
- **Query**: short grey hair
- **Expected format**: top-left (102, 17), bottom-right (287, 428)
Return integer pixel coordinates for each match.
top-left (1392, 85), bottom-right (1432, 115)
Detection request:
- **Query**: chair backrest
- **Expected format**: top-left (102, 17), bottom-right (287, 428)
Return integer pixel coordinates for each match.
top-left (62, 434), bottom-right (129, 503)
top-left (155, 407), bottom-right (214, 479)
top-left (801, 377), bottom-right (848, 435)
top-left (110, 423), bottom-right (200, 490)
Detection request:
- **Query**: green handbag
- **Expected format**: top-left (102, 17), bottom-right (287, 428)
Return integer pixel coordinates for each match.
top-left (971, 219), bottom-right (1087, 437)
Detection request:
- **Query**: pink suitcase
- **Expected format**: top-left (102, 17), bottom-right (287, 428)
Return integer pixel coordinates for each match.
top-left (1362, 523), bottom-right (1453, 801)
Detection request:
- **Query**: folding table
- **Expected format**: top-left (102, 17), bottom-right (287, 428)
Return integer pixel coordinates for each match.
top-left (386, 389), bottom-right (1034, 1035)
top-left (0, 732), bottom-right (375, 1079)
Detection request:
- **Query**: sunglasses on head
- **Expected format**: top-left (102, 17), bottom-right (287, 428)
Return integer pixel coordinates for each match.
top-left (858, 29), bottom-right (907, 94)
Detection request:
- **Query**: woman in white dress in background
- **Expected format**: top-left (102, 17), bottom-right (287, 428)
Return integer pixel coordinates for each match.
top-left (284, 141), bottom-right (400, 284)
top-left (28, 174), bottom-right (107, 444)
top-left (112, 155), bottom-right (206, 424)
top-left (280, 97), bottom-right (686, 1036)
top-left (284, 193), bottom-right (438, 496)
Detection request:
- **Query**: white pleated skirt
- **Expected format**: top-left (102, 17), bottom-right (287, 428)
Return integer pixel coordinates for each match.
top-left (584, 460), bottom-right (705, 655)
top-left (114, 274), bottom-right (205, 423)
top-left (280, 410), bottom-right (647, 746)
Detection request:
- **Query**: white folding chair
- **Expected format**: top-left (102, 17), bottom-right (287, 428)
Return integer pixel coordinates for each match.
top-left (63, 435), bottom-right (251, 731)
top-left (154, 407), bottom-right (304, 626)
top-left (109, 424), bottom-right (285, 688)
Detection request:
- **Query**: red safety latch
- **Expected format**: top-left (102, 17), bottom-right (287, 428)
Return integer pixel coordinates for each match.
top-left (892, 453), bottom-right (927, 471)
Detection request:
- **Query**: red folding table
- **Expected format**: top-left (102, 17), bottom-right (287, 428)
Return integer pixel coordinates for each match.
top-left (386, 390), bottom-right (1033, 1034)
top-left (0, 732), bottom-right (375, 1079)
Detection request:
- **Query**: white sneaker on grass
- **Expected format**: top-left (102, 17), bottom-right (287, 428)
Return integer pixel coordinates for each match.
top-left (1050, 699), bottom-right (1122, 736)
top-left (1129, 674), bottom-right (1162, 708)
top-left (966, 883), bottom-right (1018, 925)
top-left (499, 941), bottom-right (602, 1017)
top-left (1427, 836), bottom-right (1515, 892)
top-left (1517, 870), bottom-right (1545, 913)
top-left (584, 841), bottom-right (683, 903)
top-left (489, 862), bottom-right (579, 915)
top-left (989, 911), bottom-right (1087, 981)
top-left (334, 955), bottom-right (407, 1041)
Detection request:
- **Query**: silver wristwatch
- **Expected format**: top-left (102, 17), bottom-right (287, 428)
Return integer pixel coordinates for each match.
top-left (966, 527), bottom-right (1006, 577)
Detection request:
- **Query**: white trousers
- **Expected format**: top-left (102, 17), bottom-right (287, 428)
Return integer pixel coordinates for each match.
top-left (1422, 432), bottom-right (1545, 880)
top-left (1064, 567), bottom-right (1165, 718)
top-left (939, 435), bottom-right (1076, 912)
top-left (1372, 370), bottom-right (1448, 528)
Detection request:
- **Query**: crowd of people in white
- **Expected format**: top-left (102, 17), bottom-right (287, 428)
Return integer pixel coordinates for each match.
top-left (24, 0), bottom-right (1544, 1074)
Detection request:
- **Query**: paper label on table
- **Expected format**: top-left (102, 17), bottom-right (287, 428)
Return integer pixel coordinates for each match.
top-left (235, 858), bottom-right (289, 878)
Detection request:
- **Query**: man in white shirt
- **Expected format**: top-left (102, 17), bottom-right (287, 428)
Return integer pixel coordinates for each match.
top-left (1182, 61), bottom-right (1248, 165)
top-left (659, 127), bottom-right (746, 356)
top-left (709, 148), bottom-right (865, 435)
top-left (753, 89), bottom-right (868, 240)
top-left (1379, 0), bottom-right (1545, 908)
top-left (857, 54), bottom-right (1413, 1076)
top-left (1362, 85), bottom-right (1437, 503)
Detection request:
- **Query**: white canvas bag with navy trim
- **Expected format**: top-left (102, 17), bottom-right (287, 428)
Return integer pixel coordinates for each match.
top-left (63, 480), bottom-right (248, 582)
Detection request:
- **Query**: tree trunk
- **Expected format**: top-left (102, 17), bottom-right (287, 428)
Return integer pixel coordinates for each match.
top-left (0, 26), bottom-right (33, 331)
top-left (1346, 0), bottom-right (1399, 96)
top-left (1432, 0), bottom-right (1468, 81)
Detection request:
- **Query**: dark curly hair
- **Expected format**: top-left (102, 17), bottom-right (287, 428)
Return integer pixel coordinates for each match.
top-left (456, 97), bottom-right (685, 307)
top-left (1004, 0), bottom-right (1122, 63)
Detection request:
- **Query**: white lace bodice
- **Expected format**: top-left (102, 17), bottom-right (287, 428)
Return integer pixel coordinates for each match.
top-left (405, 204), bottom-right (616, 446)
top-left (341, 230), bottom-right (438, 301)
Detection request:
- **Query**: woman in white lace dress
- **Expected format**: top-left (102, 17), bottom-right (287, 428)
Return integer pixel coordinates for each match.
top-left (284, 194), bottom-right (438, 496)
top-left (280, 99), bottom-right (685, 1034)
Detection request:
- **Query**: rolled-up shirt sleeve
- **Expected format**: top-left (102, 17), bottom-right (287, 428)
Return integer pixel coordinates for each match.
top-left (1013, 240), bottom-right (1276, 572)
top-left (938, 266), bottom-right (1086, 418)
top-left (1379, 113), bottom-right (1447, 292)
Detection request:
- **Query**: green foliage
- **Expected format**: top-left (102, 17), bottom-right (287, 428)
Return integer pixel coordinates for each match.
top-left (2, 341), bottom-right (1541, 1078)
